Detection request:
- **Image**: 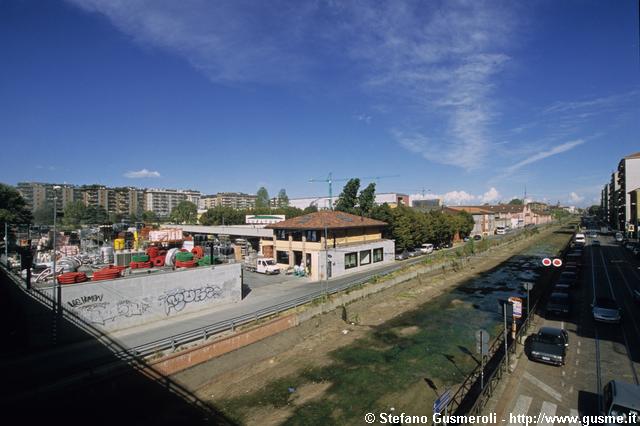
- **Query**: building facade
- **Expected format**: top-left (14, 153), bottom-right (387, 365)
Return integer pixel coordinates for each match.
top-left (446, 206), bottom-right (495, 236)
top-left (144, 189), bottom-right (201, 218)
top-left (261, 211), bottom-right (394, 281)
top-left (616, 153), bottom-right (640, 233)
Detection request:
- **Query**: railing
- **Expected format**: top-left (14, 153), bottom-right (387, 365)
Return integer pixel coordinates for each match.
top-left (445, 232), bottom-right (574, 421)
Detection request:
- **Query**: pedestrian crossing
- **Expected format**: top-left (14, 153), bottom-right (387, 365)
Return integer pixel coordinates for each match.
top-left (507, 394), bottom-right (581, 426)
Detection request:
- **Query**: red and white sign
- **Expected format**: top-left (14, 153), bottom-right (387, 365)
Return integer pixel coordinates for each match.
top-left (542, 258), bottom-right (552, 266)
top-left (509, 296), bottom-right (523, 318)
top-left (552, 258), bottom-right (563, 267)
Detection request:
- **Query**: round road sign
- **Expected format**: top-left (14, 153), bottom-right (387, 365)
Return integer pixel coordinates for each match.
top-left (552, 258), bottom-right (563, 267)
top-left (542, 257), bottom-right (552, 267)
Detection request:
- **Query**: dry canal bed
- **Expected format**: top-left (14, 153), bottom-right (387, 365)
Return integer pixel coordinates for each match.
top-left (173, 227), bottom-right (574, 425)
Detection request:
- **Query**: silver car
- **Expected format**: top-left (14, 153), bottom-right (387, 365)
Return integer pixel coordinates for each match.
top-left (592, 297), bottom-right (621, 323)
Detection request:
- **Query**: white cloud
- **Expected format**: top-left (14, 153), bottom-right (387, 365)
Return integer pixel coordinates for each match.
top-left (442, 190), bottom-right (477, 205)
top-left (124, 168), bottom-right (161, 178)
top-left (568, 192), bottom-right (584, 203)
top-left (480, 187), bottom-right (500, 203)
top-left (355, 114), bottom-right (372, 124)
top-left (505, 139), bottom-right (585, 174)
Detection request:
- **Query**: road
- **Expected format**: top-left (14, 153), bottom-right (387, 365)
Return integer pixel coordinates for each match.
top-left (494, 231), bottom-right (640, 424)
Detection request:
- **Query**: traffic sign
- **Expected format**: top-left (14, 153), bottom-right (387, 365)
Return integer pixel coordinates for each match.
top-left (552, 258), bottom-right (562, 267)
top-left (522, 282), bottom-right (534, 291)
top-left (475, 329), bottom-right (489, 356)
top-left (542, 257), bottom-right (551, 266)
top-left (509, 296), bottom-right (523, 318)
top-left (433, 389), bottom-right (452, 414)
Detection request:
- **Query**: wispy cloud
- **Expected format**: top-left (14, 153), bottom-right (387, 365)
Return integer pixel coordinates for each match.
top-left (68, 0), bottom-right (519, 171)
top-left (124, 168), bottom-right (161, 178)
top-left (355, 114), bottom-right (372, 124)
top-left (411, 186), bottom-right (502, 206)
top-left (505, 139), bottom-right (584, 174)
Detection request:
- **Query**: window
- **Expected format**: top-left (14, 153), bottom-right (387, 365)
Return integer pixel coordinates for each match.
top-left (345, 252), bottom-right (358, 269)
top-left (305, 230), bottom-right (319, 242)
top-left (373, 247), bottom-right (383, 263)
top-left (292, 231), bottom-right (303, 241)
top-left (360, 249), bottom-right (371, 265)
top-left (276, 230), bottom-right (287, 240)
top-left (276, 250), bottom-right (289, 264)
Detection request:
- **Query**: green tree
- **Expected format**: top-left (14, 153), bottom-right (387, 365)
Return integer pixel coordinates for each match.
top-left (335, 178), bottom-right (360, 213)
top-left (33, 203), bottom-right (54, 225)
top-left (63, 200), bottom-right (87, 227)
top-left (170, 201), bottom-right (198, 224)
top-left (94, 206), bottom-right (108, 224)
top-left (141, 210), bottom-right (159, 224)
top-left (454, 211), bottom-right (474, 238)
top-left (0, 183), bottom-right (33, 243)
top-left (256, 187), bottom-right (270, 209)
top-left (199, 206), bottom-right (245, 225)
top-left (108, 212), bottom-right (124, 224)
top-left (358, 182), bottom-right (376, 216)
top-left (508, 198), bottom-right (523, 205)
top-left (302, 205), bottom-right (318, 215)
top-left (276, 189), bottom-right (289, 207)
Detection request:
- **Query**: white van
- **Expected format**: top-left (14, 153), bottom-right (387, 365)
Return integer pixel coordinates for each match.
top-left (574, 233), bottom-right (586, 245)
top-left (420, 243), bottom-right (434, 254)
top-left (495, 226), bottom-right (506, 235)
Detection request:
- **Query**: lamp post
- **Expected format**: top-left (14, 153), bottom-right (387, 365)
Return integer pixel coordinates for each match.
top-left (52, 185), bottom-right (61, 316)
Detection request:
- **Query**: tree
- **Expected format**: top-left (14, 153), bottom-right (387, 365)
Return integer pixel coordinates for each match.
top-left (508, 198), bottom-right (523, 205)
top-left (33, 203), bottom-right (54, 225)
top-left (63, 200), bottom-right (87, 227)
top-left (303, 205), bottom-right (318, 215)
top-left (256, 187), bottom-right (270, 209)
top-left (277, 189), bottom-right (289, 207)
top-left (0, 183), bottom-right (32, 243)
top-left (94, 206), bottom-right (108, 224)
top-left (335, 178), bottom-right (360, 213)
top-left (170, 201), bottom-right (198, 224)
top-left (358, 183), bottom-right (376, 216)
top-left (199, 206), bottom-right (245, 226)
top-left (141, 210), bottom-right (159, 224)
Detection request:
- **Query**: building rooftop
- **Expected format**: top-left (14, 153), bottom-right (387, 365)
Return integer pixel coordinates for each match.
top-left (482, 204), bottom-right (526, 214)
top-left (445, 206), bottom-right (494, 215)
top-left (265, 210), bottom-right (387, 230)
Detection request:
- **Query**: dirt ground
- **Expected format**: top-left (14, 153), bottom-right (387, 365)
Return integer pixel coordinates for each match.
top-left (172, 226), bottom-right (567, 425)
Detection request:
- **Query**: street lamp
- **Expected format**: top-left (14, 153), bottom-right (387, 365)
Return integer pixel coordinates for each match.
top-left (52, 185), bottom-right (61, 316)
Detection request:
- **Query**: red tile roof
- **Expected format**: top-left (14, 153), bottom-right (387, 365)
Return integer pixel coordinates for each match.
top-left (483, 205), bottom-right (525, 214)
top-left (265, 211), bottom-right (387, 230)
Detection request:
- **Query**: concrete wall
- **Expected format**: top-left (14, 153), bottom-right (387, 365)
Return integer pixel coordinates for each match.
top-left (53, 264), bottom-right (241, 332)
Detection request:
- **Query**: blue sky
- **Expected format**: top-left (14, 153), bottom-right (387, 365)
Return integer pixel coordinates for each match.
top-left (1, 0), bottom-right (638, 207)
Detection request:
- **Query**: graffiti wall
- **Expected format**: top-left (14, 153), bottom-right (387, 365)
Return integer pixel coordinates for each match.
top-left (59, 263), bottom-right (242, 332)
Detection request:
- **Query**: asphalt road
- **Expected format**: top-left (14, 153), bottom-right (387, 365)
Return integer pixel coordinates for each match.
top-left (495, 232), bottom-right (640, 424)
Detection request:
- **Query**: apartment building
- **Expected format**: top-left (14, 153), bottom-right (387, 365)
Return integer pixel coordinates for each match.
top-left (16, 182), bottom-right (79, 211)
top-left (616, 152), bottom-right (640, 233)
top-left (145, 189), bottom-right (201, 218)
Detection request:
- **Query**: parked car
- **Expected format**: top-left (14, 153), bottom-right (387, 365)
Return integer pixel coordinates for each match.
top-left (495, 226), bottom-right (506, 235)
top-left (602, 380), bottom-right (640, 421)
top-left (553, 283), bottom-right (571, 293)
top-left (529, 326), bottom-right (569, 366)
top-left (574, 233), bottom-right (586, 245)
top-left (592, 297), bottom-right (621, 323)
top-left (420, 243), bottom-right (434, 254)
top-left (547, 292), bottom-right (571, 317)
top-left (473, 235), bottom-right (482, 241)
top-left (395, 250), bottom-right (410, 261)
top-left (588, 231), bottom-right (598, 238)
top-left (615, 232), bottom-right (624, 242)
top-left (592, 239), bottom-right (601, 246)
top-left (407, 249), bottom-right (421, 258)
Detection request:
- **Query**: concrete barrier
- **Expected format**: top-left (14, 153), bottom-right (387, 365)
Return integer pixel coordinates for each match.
top-left (149, 314), bottom-right (299, 376)
top-left (42, 264), bottom-right (242, 333)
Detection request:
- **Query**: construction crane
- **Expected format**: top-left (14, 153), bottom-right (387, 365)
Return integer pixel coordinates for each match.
top-left (308, 173), bottom-right (399, 210)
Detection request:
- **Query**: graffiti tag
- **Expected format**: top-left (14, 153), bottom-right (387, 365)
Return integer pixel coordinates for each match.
top-left (73, 299), bottom-right (151, 326)
top-left (67, 294), bottom-right (103, 308)
top-left (159, 285), bottom-right (223, 316)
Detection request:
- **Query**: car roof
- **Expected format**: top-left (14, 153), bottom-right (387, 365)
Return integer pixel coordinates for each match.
top-left (610, 381), bottom-right (640, 410)
top-left (539, 326), bottom-right (564, 336)
top-left (550, 292), bottom-right (569, 299)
